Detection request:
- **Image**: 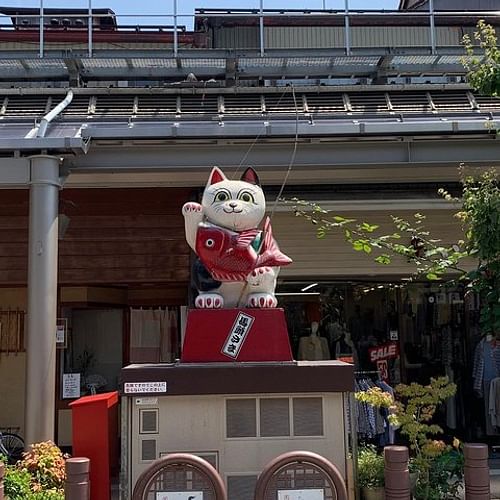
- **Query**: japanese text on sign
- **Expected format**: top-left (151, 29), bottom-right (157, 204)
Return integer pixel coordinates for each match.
top-left (124, 382), bottom-right (167, 394)
top-left (221, 312), bottom-right (255, 359)
top-left (62, 373), bottom-right (80, 399)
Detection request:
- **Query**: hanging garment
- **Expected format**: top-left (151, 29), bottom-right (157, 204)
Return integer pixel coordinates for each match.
top-left (489, 377), bottom-right (500, 429)
top-left (298, 335), bottom-right (330, 361)
top-left (472, 338), bottom-right (500, 396)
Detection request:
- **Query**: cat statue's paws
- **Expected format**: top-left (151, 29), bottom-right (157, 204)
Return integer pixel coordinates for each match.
top-left (182, 202), bottom-right (203, 215)
top-left (195, 293), bottom-right (224, 309)
top-left (247, 266), bottom-right (275, 287)
top-left (247, 293), bottom-right (278, 308)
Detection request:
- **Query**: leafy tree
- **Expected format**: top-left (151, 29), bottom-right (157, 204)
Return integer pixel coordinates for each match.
top-left (462, 20), bottom-right (500, 96)
top-left (291, 166), bottom-right (499, 336)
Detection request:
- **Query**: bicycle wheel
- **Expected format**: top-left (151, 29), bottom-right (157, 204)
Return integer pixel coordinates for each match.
top-left (0, 432), bottom-right (25, 464)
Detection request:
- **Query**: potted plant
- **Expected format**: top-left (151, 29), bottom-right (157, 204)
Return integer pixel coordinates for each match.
top-left (355, 377), bottom-right (464, 499)
top-left (358, 445), bottom-right (385, 500)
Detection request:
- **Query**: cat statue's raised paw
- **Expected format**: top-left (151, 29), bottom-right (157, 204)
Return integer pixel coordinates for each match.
top-left (182, 166), bottom-right (292, 309)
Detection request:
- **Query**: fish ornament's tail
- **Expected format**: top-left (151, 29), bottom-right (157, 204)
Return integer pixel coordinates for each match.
top-left (257, 217), bottom-right (293, 267)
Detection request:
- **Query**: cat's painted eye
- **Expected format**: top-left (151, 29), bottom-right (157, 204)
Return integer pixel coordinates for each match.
top-left (215, 191), bottom-right (229, 202)
top-left (238, 191), bottom-right (255, 203)
top-left (205, 238), bottom-right (215, 248)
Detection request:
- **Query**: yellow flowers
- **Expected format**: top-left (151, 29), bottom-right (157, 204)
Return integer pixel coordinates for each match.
top-left (453, 437), bottom-right (461, 449)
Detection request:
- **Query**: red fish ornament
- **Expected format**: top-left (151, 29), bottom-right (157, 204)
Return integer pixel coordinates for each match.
top-left (196, 216), bottom-right (292, 282)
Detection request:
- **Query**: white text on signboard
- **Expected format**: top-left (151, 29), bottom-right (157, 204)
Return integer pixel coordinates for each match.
top-left (221, 312), bottom-right (254, 359)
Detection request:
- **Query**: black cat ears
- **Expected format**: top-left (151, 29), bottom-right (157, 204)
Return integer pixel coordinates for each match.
top-left (207, 166), bottom-right (261, 186)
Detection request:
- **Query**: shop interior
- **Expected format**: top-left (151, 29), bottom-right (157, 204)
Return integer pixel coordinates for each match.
top-left (276, 280), bottom-right (490, 445)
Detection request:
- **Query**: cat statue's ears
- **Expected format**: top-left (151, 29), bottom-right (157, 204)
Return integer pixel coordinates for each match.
top-left (241, 167), bottom-right (260, 186)
top-left (207, 166), bottom-right (261, 186)
top-left (207, 166), bottom-right (227, 185)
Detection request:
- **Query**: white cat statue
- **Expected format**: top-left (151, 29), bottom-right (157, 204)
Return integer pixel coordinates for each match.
top-left (182, 166), bottom-right (292, 309)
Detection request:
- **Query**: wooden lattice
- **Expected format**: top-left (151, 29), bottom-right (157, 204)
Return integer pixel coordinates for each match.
top-left (0, 310), bottom-right (25, 354)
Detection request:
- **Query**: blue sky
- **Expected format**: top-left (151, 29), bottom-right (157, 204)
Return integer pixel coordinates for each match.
top-left (1, 0), bottom-right (400, 27)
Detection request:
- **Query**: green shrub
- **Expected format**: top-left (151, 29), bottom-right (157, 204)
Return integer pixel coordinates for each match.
top-left (29, 490), bottom-right (64, 500)
top-left (3, 466), bottom-right (32, 500)
top-left (358, 445), bottom-right (385, 488)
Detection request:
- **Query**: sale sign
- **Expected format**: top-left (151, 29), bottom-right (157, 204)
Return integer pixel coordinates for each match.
top-left (368, 342), bottom-right (399, 364)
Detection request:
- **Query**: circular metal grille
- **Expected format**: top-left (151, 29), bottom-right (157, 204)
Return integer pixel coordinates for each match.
top-left (132, 453), bottom-right (227, 500)
top-left (263, 462), bottom-right (338, 500)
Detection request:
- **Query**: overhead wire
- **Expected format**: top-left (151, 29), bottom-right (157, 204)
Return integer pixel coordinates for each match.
top-left (269, 83), bottom-right (299, 220)
top-left (232, 84), bottom-right (299, 180)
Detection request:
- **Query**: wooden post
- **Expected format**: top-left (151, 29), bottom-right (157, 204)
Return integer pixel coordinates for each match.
top-left (0, 462), bottom-right (4, 500)
top-left (384, 446), bottom-right (411, 500)
top-left (464, 443), bottom-right (490, 500)
top-left (65, 457), bottom-right (90, 500)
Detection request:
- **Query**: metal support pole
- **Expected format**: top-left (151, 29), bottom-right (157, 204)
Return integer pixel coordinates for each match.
top-left (384, 446), bottom-right (411, 500)
top-left (259, 0), bottom-right (264, 57)
top-left (88, 0), bottom-right (93, 58)
top-left (39, 0), bottom-right (44, 58)
top-left (464, 443), bottom-right (490, 499)
top-left (65, 458), bottom-right (90, 500)
top-left (24, 155), bottom-right (61, 446)
top-left (429, 0), bottom-right (436, 55)
top-left (344, 0), bottom-right (351, 56)
top-left (173, 0), bottom-right (178, 57)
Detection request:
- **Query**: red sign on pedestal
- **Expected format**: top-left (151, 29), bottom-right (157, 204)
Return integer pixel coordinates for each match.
top-left (181, 308), bottom-right (293, 363)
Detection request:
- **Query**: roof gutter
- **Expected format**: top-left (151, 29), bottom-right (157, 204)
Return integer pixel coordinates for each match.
top-left (36, 89), bottom-right (73, 138)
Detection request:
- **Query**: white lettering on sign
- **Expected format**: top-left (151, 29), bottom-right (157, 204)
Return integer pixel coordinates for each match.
top-left (278, 489), bottom-right (324, 500)
top-left (369, 343), bottom-right (399, 363)
top-left (124, 382), bottom-right (167, 394)
top-left (221, 312), bottom-right (254, 359)
top-left (156, 492), bottom-right (203, 500)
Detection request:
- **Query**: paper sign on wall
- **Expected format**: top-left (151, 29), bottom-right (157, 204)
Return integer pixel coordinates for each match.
top-left (62, 373), bottom-right (80, 399)
top-left (156, 493), bottom-right (203, 500)
top-left (278, 490), bottom-right (324, 500)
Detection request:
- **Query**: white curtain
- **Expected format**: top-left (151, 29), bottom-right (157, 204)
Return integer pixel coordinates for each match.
top-left (130, 308), bottom-right (179, 363)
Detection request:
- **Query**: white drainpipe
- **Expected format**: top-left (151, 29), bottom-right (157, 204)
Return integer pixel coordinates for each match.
top-left (36, 89), bottom-right (74, 138)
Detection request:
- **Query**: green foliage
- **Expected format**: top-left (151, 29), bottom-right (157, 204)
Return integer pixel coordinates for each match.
top-left (458, 169), bottom-right (500, 335)
top-left (355, 377), bottom-right (463, 499)
top-left (3, 466), bottom-right (32, 500)
top-left (2, 441), bottom-right (68, 499)
top-left (291, 168), bottom-right (500, 336)
top-left (29, 490), bottom-right (64, 500)
top-left (462, 20), bottom-right (500, 96)
top-left (357, 445), bottom-right (385, 488)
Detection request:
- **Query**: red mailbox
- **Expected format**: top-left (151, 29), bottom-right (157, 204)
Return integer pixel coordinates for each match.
top-left (69, 391), bottom-right (119, 500)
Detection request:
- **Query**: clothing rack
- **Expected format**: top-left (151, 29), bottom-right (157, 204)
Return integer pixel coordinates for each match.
top-left (354, 370), bottom-right (380, 378)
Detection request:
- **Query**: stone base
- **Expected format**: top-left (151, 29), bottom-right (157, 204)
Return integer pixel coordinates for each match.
top-left (181, 308), bottom-right (293, 363)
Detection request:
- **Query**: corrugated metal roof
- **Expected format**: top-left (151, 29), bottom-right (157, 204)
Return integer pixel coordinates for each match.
top-left (0, 88), bottom-right (496, 122)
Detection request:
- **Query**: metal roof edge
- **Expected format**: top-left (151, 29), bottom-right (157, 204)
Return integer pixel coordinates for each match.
top-left (81, 117), bottom-right (495, 140)
top-left (0, 136), bottom-right (88, 152)
top-left (0, 83), bottom-right (472, 96)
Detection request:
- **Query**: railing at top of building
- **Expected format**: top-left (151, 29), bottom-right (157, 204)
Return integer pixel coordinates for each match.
top-left (0, 0), bottom-right (498, 60)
